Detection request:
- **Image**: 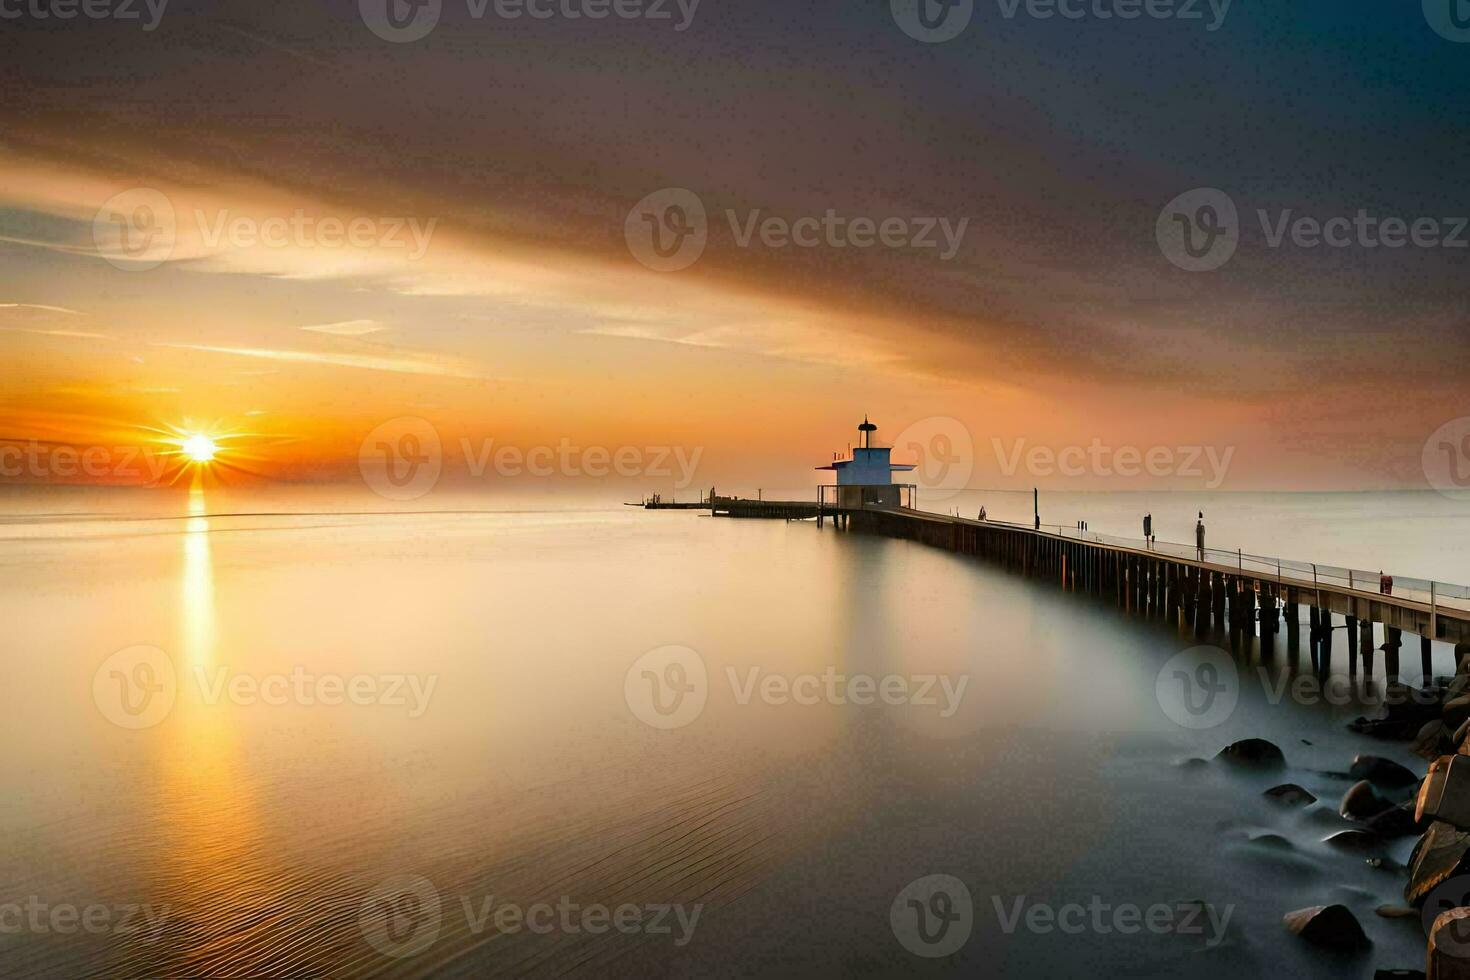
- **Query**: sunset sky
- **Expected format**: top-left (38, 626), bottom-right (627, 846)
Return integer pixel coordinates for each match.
top-left (2, 1), bottom-right (1467, 493)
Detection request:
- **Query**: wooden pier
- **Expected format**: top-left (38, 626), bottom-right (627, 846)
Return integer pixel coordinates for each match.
top-left (647, 496), bottom-right (1470, 673)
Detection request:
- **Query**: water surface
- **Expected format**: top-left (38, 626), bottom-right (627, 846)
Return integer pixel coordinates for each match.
top-left (1, 489), bottom-right (1458, 977)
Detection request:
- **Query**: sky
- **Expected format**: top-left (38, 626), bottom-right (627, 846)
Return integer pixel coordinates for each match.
top-left (1, 0), bottom-right (1467, 496)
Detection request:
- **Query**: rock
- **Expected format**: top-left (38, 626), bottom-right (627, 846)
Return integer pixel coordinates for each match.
top-left (1351, 755), bottom-right (1420, 788)
top-left (1342, 780), bottom-right (1394, 820)
top-left (1446, 696), bottom-right (1470, 732)
top-left (1302, 805), bottom-right (1351, 832)
top-left (1325, 829), bottom-right (1384, 851)
top-left (1353, 715), bottom-right (1427, 741)
top-left (1248, 832), bottom-right (1293, 849)
top-left (1375, 904), bottom-right (1417, 918)
top-left (1265, 783), bottom-right (1317, 806)
top-left (1367, 800), bottom-right (1430, 839)
top-left (1374, 970), bottom-right (1425, 980)
top-left (1406, 820), bottom-right (1470, 906)
top-left (1428, 907), bottom-right (1470, 977)
top-left (1354, 688), bottom-right (1447, 742)
top-left (1418, 755), bottom-right (1470, 830)
top-left (1217, 738), bottom-right (1285, 768)
top-left (1282, 904), bottom-right (1370, 949)
top-left (1416, 722), bottom-right (1453, 761)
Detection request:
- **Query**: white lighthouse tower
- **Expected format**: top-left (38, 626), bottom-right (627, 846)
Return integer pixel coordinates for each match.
top-left (816, 416), bottom-right (916, 510)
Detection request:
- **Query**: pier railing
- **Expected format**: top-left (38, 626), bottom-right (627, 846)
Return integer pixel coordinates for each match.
top-left (1024, 521), bottom-right (1470, 613)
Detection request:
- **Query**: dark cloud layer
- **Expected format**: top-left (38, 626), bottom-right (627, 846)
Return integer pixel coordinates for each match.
top-left (3, 0), bottom-right (1468, 394)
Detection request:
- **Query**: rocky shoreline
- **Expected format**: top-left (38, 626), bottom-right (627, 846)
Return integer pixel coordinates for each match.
top-left (1214, 644), bottom-right (1470, 978)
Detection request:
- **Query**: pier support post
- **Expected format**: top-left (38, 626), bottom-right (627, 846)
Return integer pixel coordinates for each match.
top-left (1346, 615), bottom-right (1358, 675)
top-left (1318, 610), bottom-right (1332, 675)
top-left (1242, 584), bottom-right (1256, 641)
top-left (1308, 606), bottom-right (1320, 669)
top-left (1194, 569), bottom-right (1207, 636)
top-left (1285, 600), bottom-right (1299, 653)
top-left (1423, 634), bottom-right (1434, 682)
top-left (1361, 620), bottom-right (1375, 677)
top-left (1386, 626), bottom-right (1401, 683)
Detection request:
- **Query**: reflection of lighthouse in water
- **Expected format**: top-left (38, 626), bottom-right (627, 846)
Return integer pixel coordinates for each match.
top-left (816, 416), bottom-right (917, 509)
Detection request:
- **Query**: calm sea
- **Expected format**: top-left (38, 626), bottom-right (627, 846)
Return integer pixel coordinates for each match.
top-left (2, 487), bottom-right (1464, 977)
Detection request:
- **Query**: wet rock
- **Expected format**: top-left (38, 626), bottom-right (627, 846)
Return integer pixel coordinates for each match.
top-left (1446, 696), bottom-right (1470, 731)
top-left (1415, 721), bottom-right (1453, 761)
top-left (1325, 829), bottom-right (1384, 852)
top-left (1450, 672), bottom-right (1470, 698)
top-left (1353, 715), bottom-right (1426, 741)
top-left (1282, 904), bottom-right (1370, 949)
top-left (1355, 688), bottom-right (1447, 742)
top-left (1418, 756), bottom-right (1470, 830)
top-left (1248, 832), bottom-right (1293, 850)
top-left (1342, 780), bottom-right (1394, 820)
top-left (1367, 800), bottom-right (1430, 839)
top-left (1405, 820), bottom-right (1470, 906)
top-left (1428, 907), bottom-right (1470, 977)
top-left (1375, 904), bottom-right (1417, 918)
top-left (1265, 783), bottom-right (1317, 807)
top-left (1217, 738), bottom-right (1285, 768)
top-left (1350, 755), bottom-right (1420, 789)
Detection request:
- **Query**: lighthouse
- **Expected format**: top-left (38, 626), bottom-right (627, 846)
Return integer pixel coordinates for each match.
top-left (816, 416), bottom-right (916, 509)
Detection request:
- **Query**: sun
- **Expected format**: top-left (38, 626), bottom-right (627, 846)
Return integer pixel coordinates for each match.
top-left (182, 434), bottom-right (219, 463)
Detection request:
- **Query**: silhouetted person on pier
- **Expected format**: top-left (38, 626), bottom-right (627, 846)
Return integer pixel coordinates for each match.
top-left (978, 505), bottom-right (987, 521)
top-left (1195, 512), bottom-right (1206, 560)
top-left (1143, 513), bottom-right (1152, 547)
top-left (1379, 570), bottom-right (1393, 595)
